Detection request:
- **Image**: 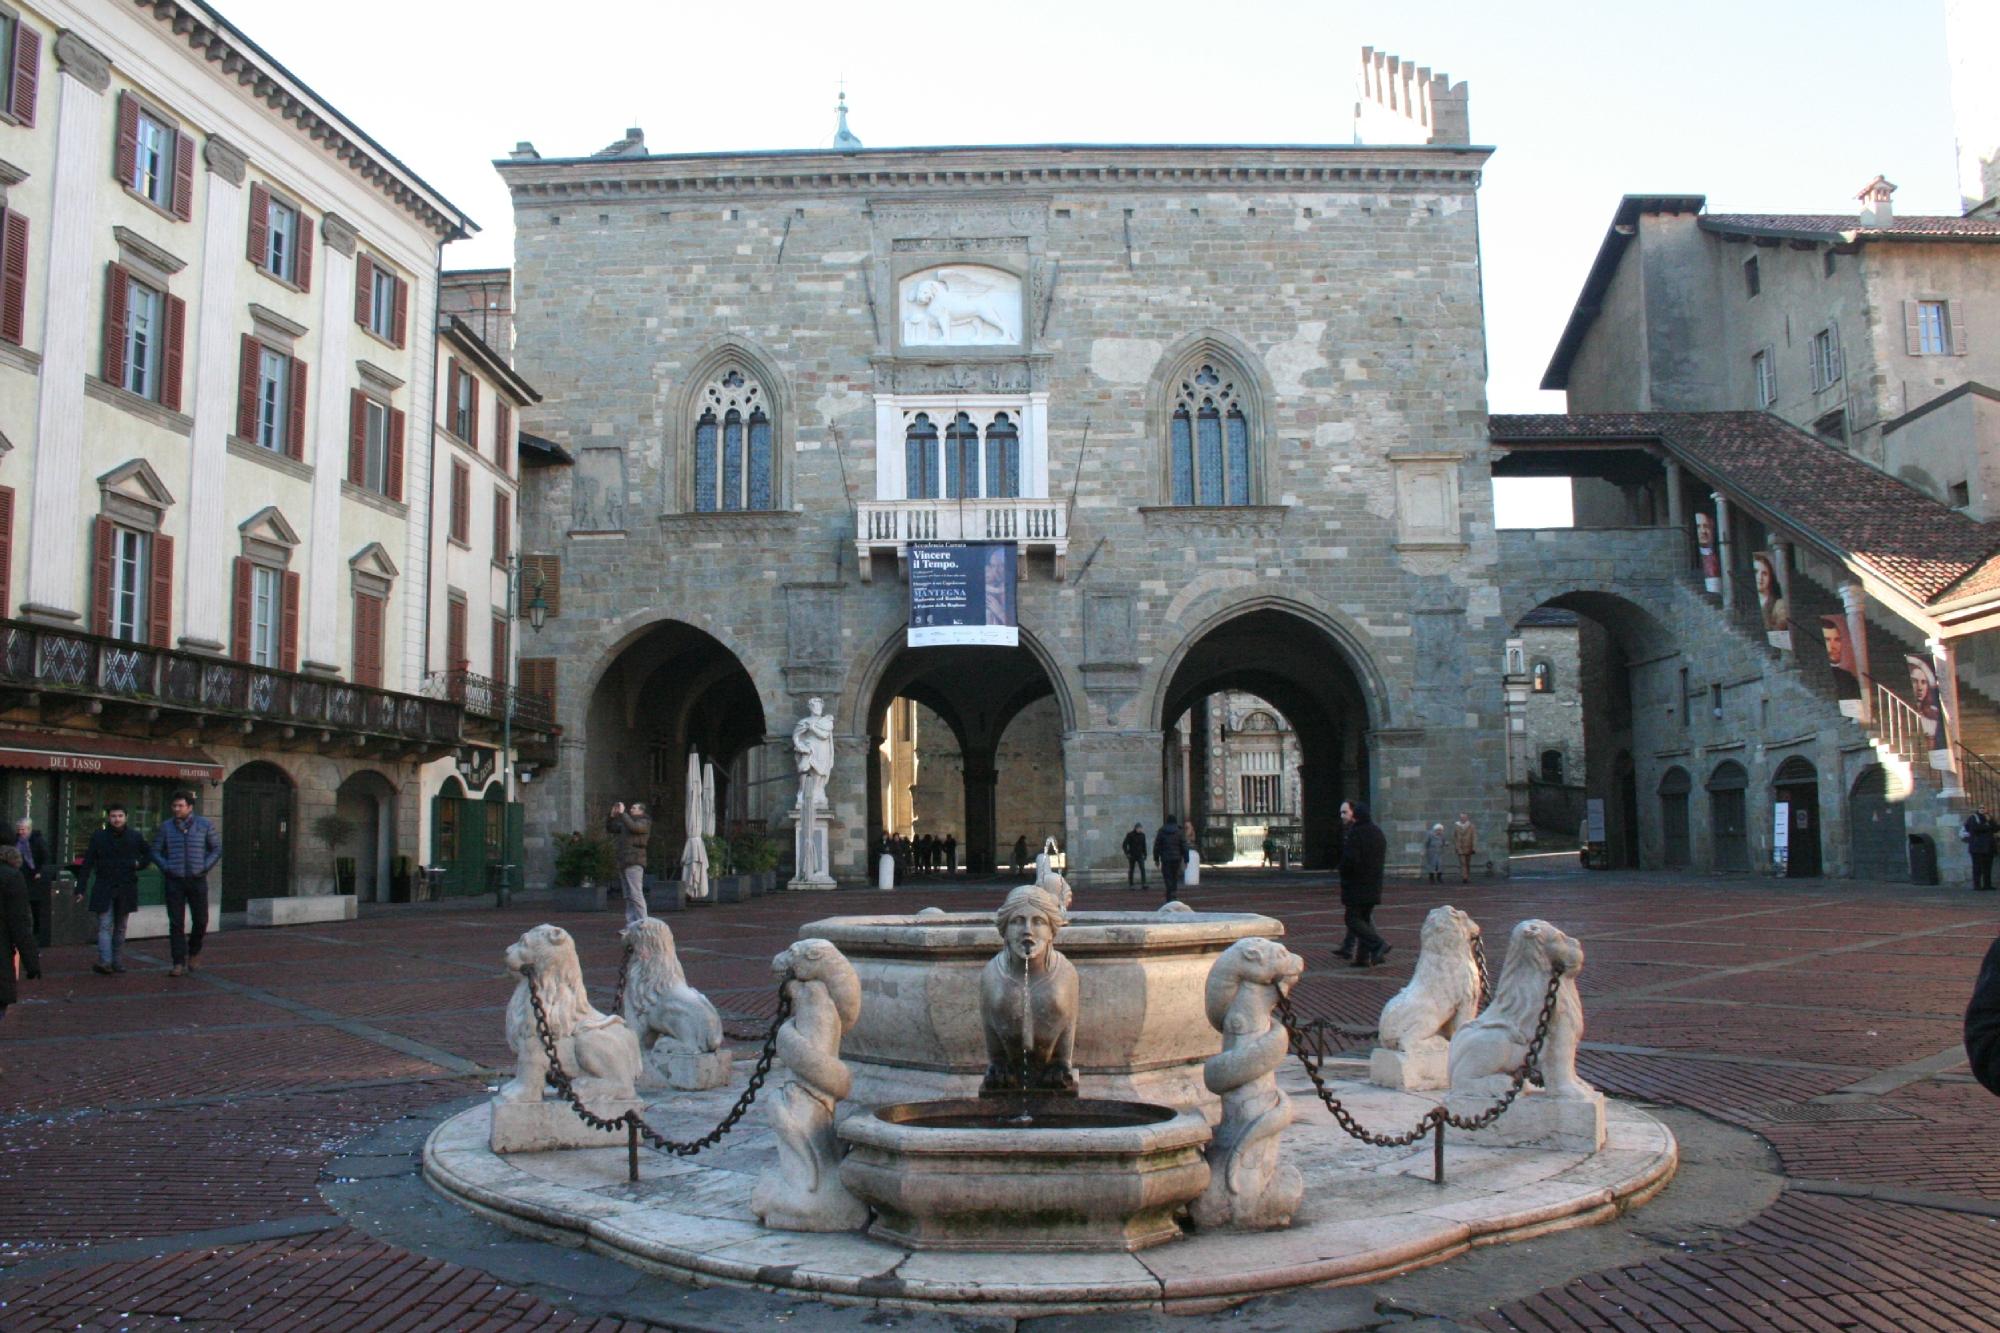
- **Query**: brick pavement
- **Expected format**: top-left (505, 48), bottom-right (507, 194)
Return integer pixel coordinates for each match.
top-left (0, 868), bottom-right (1993, 1329)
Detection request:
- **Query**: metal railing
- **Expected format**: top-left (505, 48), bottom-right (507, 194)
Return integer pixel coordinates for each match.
top-left (1872, 681), bottom-right (1930, 763)
top-left (0, 619), bottom-right (460, 746)
top-left (856, 497), bottom-right (1068, 547)
top-left (423, 669), bottom-right (555, 732)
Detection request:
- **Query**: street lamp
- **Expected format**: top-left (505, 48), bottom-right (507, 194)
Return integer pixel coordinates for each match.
top-left (495, 555), bottom-right (548, 906)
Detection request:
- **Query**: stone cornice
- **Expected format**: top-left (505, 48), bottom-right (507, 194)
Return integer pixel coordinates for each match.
top-left (496, 144), bottom-right (1490, 204)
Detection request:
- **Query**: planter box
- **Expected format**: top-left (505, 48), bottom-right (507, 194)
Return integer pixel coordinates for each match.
top-left (247, 894), bottom-right (356, 927)
top-left (749, 870), bottom-right (777, 897)
top-left (552, 882), bottom-right (605, 913)
top-left (648, 875), bottom-right (686, 913)
top-left (714, 874), bottom-right (753, 904)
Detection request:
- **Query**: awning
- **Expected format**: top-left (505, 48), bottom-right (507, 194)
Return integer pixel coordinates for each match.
top-left (0, 730), bottom-right (224, 783)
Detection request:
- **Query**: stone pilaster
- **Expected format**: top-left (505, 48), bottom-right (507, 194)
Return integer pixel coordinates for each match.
top-left (1061, 728), bottom-right (1160, 886)
top-left (398, 271), bottom-right (438, 691)
top-left (1840, 581), bottom-right (1873, 725)
top-left (179, 148), bottom-right (247, 651)
top-left (306, 241), bottom-right (358, 672)
top-left (1713, 491), bottom-right (1736, 612)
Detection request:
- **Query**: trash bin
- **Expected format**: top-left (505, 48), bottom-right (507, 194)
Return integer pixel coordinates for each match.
top-left (1908, 835), bottom-right (1939, 886)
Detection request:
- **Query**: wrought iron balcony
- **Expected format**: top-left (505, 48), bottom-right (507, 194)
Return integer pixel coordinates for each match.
top-left (423, 669), bottom-right (557, 735)
top-left (854, 497), bottom-right (1068, 580)
top-left (0, 619), bottom-right (462, 758)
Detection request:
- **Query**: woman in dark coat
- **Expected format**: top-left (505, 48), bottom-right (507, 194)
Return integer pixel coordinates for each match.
top-left (1337, 801), bottom-right (1390, 968)
top-left (0, 844), bottom-right (41, 1021)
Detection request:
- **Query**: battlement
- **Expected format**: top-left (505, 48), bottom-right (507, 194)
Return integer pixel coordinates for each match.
top-left (1355, 46), bottom-right (1471, 146)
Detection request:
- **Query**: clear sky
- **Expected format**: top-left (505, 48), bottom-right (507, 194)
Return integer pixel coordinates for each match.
top-left (232, 0), bottom-right (1960, 418)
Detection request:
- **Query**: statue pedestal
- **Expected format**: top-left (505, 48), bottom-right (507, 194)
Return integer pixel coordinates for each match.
top-left (789, 806), bottom-right (836, 891)
top-left (489, 1096), bottom-right (642, 1154)
top-left (663, 1048), bottom-right (733, 1091)
top-left (1369, 1044), bottom-right (1448, 1092)
top-left (1444, 1086), bottom-right (1605, 1153)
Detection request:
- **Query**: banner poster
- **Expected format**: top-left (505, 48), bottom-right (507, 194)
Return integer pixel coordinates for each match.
top-left (1906, 651), bottom-right (1953, 770)
top-left (908, 541), bottom-right (1019, 648)
top-left (1821, 614), bottom-right (1863, 718)
top-left (1753, 549), bottom-right (1791, 649)
top-left (1773, 801), bottom-right (1790, 869)
top-left (1694, 508), bottom-right (1721, 595)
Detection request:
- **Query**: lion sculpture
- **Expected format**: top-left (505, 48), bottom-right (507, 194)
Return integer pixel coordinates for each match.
top-left (499, 923), bottom-right (641, 1110)
top-left (906, 269), bottom-right (1018, 344)
top-left (1370, 906), bottom-right (1482, 1092)
top-left (619, 918), bottom-right (730, 1091)
top-left (1191, 936), bottom-right (1304, 1231)
top-left (752, 938), bottom-right (868, 1232)
top-left (1447, 919), bottom-right (1590, 1099)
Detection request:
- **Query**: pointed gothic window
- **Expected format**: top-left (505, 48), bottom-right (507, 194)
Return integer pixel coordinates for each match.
top-left (945, 412), bottom-right (980, 499)
top-left (985, 413), bottom-right (1020, 499)
top-left (905, 413), bottom-right (939, 500)
top-left (690, 367), bottom-right (776, 511)
top-left (1168, 359), bottom-right (1255, 505)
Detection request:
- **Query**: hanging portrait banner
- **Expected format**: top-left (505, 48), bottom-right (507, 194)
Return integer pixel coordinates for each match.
top-left (1906, 651), bottom-right (1952, 770)
top-left (1694, 506), bottom-right (1721, 595)
top-left (1821, 614), bottom-right (1862, 718)
top-left (909, 541), bottom-right (1018, 647)
top-left (1753, 549), bottom-right (1791, 650)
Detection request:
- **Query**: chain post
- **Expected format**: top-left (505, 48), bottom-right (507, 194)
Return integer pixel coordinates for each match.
top-left (1433, 1117), bottom-right (1445, 1184)
top-left (628, 1116), bottom-right (639, 1183)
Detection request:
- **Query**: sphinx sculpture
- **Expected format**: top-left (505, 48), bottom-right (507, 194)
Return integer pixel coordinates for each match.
top-left (1191, 937), bottom-right (1305, 1230)
top-left (1369, 906), bottom-right (1482, 1092)
top-left (751, 938), bottom-right (869, 1231)
top-left (979, 884), bottom-right (1080, 1096)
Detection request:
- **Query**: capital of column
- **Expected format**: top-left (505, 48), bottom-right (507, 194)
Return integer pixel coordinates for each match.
top-left (319, 211), bottom-right (359, 257)
top-left (1839, 581), bottom-right (1867, 614)
top-left (202, 134), bottom-right (247, 186)
top-left (53, 31), bottom-right (111, 92)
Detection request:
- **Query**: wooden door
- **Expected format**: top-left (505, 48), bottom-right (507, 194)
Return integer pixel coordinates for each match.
top-left (222, 764), bottom-right (293, 909)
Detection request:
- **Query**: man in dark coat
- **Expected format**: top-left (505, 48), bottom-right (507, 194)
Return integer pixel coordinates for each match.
top-left (1966, 936), bottom-right (2000, 1095)
top-left (0, 845), bottom-right (39, 1022)
top-left (1963, 811), bottom-right (1996, 892)
top-left (1336, 801), bottom-right (1390, 968)
top-left (77, 803), bottom-right (149, 975)
top-left (942, 833), bottom-right (957, 874)
top-left (150, 790), bottom-right (221, 977)
top-left (1153, 817), bottom-right (1187, 901)
top-left (1123, 823), bottom-right (1149, 890)
top-left (14, 817), bottom-right (49, 947)
top-left (604, 801), bottom-right (653, 925)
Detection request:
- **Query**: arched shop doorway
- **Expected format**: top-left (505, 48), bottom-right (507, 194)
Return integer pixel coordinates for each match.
top-left (1848, 765), bottom-right (1907, 881)
top-left (334, 770), bottom-right (397, 901)
top-left (223, 761), bottom-right (294, 909)
top-left (1658, 766), bottom-right (1691, 868)
top-left (1158, 607), bottom-right (1374, 870)
top-left (1707, 760), bottom-right (1749, 872)
top-left (1772, 755), bottom-right (1821, 878)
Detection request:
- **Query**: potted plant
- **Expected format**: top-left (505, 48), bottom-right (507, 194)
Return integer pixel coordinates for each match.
top-left (734, 834), bottom-right (781, 895)
top-left (311, 813), bottom-right (359, 898)
top-left (552, 832), bottom-right (613, 912)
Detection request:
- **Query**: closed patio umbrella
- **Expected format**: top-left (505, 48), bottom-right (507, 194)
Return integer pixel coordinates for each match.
top-left (702, 761), bottom-right (717, 837)
top-left (680, 751), bottom-right (709, 900)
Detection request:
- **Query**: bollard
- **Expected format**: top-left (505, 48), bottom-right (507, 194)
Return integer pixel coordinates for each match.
top-left (1433, 1118), bottom-right (1445, 1184)
top-left (628, 1116), bottom-right (640, 1183)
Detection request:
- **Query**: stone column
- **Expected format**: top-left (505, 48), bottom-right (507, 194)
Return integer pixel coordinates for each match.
top-left (179, 135), bottom-right (247, 651)
top-left (1770, 536), bottom-right (1796, 655)
top-left (1026, 392), bottom-right (1050, 499)
top-left (1712, 491), bottom-right (1736, 613)
top-left (1841, 581), bottom-right (1874, 725)
top-left (1929, 636), bottom-right (1964, 796)
top-left (1663, 457), bottom-right (1686, 571)
top-left (873, 397), bottom-right (901, 499)
top-left (1059, 728), bottom-right (1160, 886)
top-left (22, 33), bottom-right (112, 625)
top-left (303, 214), bottom-right (359, 675)
top-left (962, 754), bottom-right (997, 875)
top-left (1503, 666), bottom-right (1534, 846)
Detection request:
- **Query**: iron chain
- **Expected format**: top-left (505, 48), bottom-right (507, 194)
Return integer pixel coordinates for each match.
top-left (523, 964), bottom-right (792, 1155)
top-left (609, 938), bottom-right (632, 1019)
top-left (1471, 931), bottom-right (1492, 1011)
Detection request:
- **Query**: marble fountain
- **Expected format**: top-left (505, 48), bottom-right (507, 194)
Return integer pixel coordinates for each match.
top-left (424, 889), bottom-right (1678, 1316)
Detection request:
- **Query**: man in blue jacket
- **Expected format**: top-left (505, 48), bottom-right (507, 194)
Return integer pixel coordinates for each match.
top-left (151, 790), bottom-right (220, 977)
top-left (75, 803), bottom-right (150, 974)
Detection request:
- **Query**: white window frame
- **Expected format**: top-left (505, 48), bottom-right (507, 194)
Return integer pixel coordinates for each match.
top-left (871, 393), bottom-right (1050, 502)
top-left (132, 109), bottom-right (173, 209)
top-left (1916, 300), bottom-right (1950, 355)
top-left (249, 564), bottom-right (280, 668)
top-left (256, 347), bottom-right (289, 453)
top-left (362, 397), bottom-right (390, 493)
top-left (369, 265), bottom-right (398, 340)
top-left (110, 526), bottom-right (149, 644)
top-left (123, 278), bottom-right (162, 402)
top-left (1811, 326), bottom-right (1841, 391)
top-left (265, 196), bottom-right (297, 282)
top-left (1752, 349), bottom-right (1775, 407)
top-left (0, 14), bottom-right (15, 113)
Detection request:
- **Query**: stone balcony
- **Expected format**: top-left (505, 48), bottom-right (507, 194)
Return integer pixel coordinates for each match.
top-left (854, 498), bottom-right (1068, 580)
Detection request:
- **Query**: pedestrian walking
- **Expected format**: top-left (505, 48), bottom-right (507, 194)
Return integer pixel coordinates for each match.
top-left (1122, 823), bottom-right (1148, 889)
top-left (1335, 801), bottom-right (1389, 968)
top-left (604, 800), bottom-right (653, 925)
top-left (76, 804), bottom-right (148, 975)
top-left (14, 816), bottom-right (49, 946)
top-left (150, 790), bottom-right (219, 977)
top-left (943, 833), bottom-right (957, 873)
top-left (1452, 812), bottom-right (1478, 884)
top-left (0, 845), bottom-right (38, 1024)
top-left (1152, 816), bottom-right (1187, 902)
top-left (1011, 835), bottom-right (1029, 877)
top-left (1422, 823), bottom-right (1447, 884)
top-left (1962, 810), bottom-right (1996, 892)
top-left (1261, 836), bottom-right (1276, 868)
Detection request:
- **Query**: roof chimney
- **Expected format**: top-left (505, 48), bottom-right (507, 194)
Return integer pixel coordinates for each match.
top-left (1858, 175), bottom-right (1896, 227)
top-left (509, 141), bottom-right (540, 161)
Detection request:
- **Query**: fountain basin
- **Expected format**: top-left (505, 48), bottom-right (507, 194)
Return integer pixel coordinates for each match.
top-left (804, 910), bottom-right (1283, 1119)
top-left (837, 1097), bottom-right (1212, 1252)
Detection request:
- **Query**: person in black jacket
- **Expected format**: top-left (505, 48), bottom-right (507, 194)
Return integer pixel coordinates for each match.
top-left (1153, 817), bottom-right (1187, 901)
top-left (1122, 823), bottom-right (1149, 890)
top-left (77, 803), bottom-right (150, 975)
top-left (13, 817), bottom-right (50, 947)
top-left (0, 845), bottom-right (40, 1022)
top-left (1337, 801), bottom-right (1390, 968)
top-left (1966, 936), bottom-right (2000, 1096)
top-left (1963, 811), bottom-right (1996, 892)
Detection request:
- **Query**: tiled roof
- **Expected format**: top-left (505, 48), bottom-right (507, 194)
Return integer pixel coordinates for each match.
top-left (1701, 214), bottom-right (2000, 241)
top-left (1488, 412), bottom-right (2000, 607)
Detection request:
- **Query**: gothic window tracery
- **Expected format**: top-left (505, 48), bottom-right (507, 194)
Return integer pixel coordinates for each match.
top-left (900, 407), bottom-right (1025, 501)
top-left (692, 367), bottom-right (774, 511)
top-left (1169, 361), bottom-right (1252, 506)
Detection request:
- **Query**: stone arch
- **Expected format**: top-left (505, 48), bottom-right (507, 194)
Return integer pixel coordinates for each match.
top-left (844, 617), bottom-right (1080, 740)
top-left (1502, 582), bottom-right (1677, 659)
top-left (574, 606), bottom-right (785, 734)
top-left (1145, 591), bottom-right (1390, 733)
top-left (666, 334), bottom-right (795, 513)
top-left (1145, 328), bottom-right (1277, 506)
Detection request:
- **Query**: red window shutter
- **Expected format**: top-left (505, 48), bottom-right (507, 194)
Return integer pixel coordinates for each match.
top-left (0, 486), bottom-right (13, 617)
top-left (148, 533), bottom-right (173, 648)
top-left (520, 657), bottom-right (557, 716)
top-left (496, 403), bottom-right (513, 475)
top-left (102, 263), bottom-right (130, 386)
top-left (451, 462), bottom-right (469, 541)
top-left (392, 273), bottom-right (408, 347)
top-left (446, 360), bottom-right (461, 435)
top-left (236, 334), bottom-right (261, 440)
top-left (92, 517), bottom-right (115, 635)
top-left (246, 183), bottom-right (269, 266)
top-left (9, 25), bottom-right (38, 127)
top-left (113, 92), bottom-right (137, 188)
top-left (0, 208), bottom-right (27, 346)
top-left (354, 593), bottom-right (383, 688)
top-left (353, 253), bottom-right (372, 327)
top-left (493, 492), bottom-right (510, 563)
top-left (347, 389), bottom-right (367, 484)
top-left (446, 598), bottom-right (466, 672)
top-left (230, 558), bottom-right (252, 661)
top-left (385, 408), bottom-right (405, 502)
top-left (280, 570), bottom-right (300, 673)
top-left (468, 378), bottom-right (480, 457)
top-left (296, 213), bottom-right (313, 292)
top-left (491, 617), bottom-right (509, 684)
top-left (161, 294), bottom-right (186, 412)
top-left (171, 131), bottom-right (194, 221)
top-left (285, 354), bottom-right (308, 460)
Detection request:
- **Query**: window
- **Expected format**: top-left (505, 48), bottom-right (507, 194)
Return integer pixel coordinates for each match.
top-left (1742, 256), bottom-right (1760, 298)
top-left (690, 368), bottom-right (774, 511)
top-left (1823, 250), bottom-right (1837, 278)
top-left (1540, 750), bottom-right (1564, 783)
top-left (1915, 300), bottom-right (1950, 355)
top-left (91, 504), bottom-right (170, 647)
top-left (246, 185), bottom-right (312, 289)
top-left (945, 412), bottom-right (979, 499)
top-left (355, 254), bottom-right (406, 346)
top-left (1531, 660), bottom-right (1554, 693)
top-left (122, 278), bottom-right (162, 401)
top-left (232, 554), bottom-right (296, 670)
top-left (108, 526), bottom-right (148, 643)
top-left (266, 199), bottom-right (296, 278)
top-left (114, 94), bottom-right (190, 219)
top-left (1752, 349), bottom-right (1775, 407)
top-left (1950, 480), bottom-right (1971, 508)
top-left (1, 12), bottom-right (36, 126)
top-left (1169, 362), bottom-right (1252, 505)
top-left (985, 413), bottom-right (1020, 499)
top-left (132, 110), bottom-right (172, 207)
top-left (236, 336), bottom-right (305, 459)
top-left (903, 413), bottom-right (939, 500)
top-left (492, 492), bottom-right (510, 564)
top-left (249, 564), bottom-right (280, 667)
top-left (362, 400), bottom-right (388, 490)
top-left (102, 265), bottom-right (185, 410)
top-left (495, 402), bottom-right (513, 477)
top-left (1813, 408), bottom-right (1848, 446)
top-left (1810, 326), bottom-right (1841, 391)
top-left (348, 390), bottom-right (406, 501)
top-left (446, 594), bottom-right (467, 672)
top-left (255, 347), bottom-right (289, 452)
top-left (449, 460), bottom-right (470, 543)
top-left (1241, 774), bottom-right (1281, 814)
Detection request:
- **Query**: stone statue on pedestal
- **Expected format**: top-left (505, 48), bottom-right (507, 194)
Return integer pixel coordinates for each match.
top-left (752, 939), bottom-right (868, 1231)
top-left (789, 698), bottom-right (837, 888)
top-left (979, 885), bottom-right (1079, 1096)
